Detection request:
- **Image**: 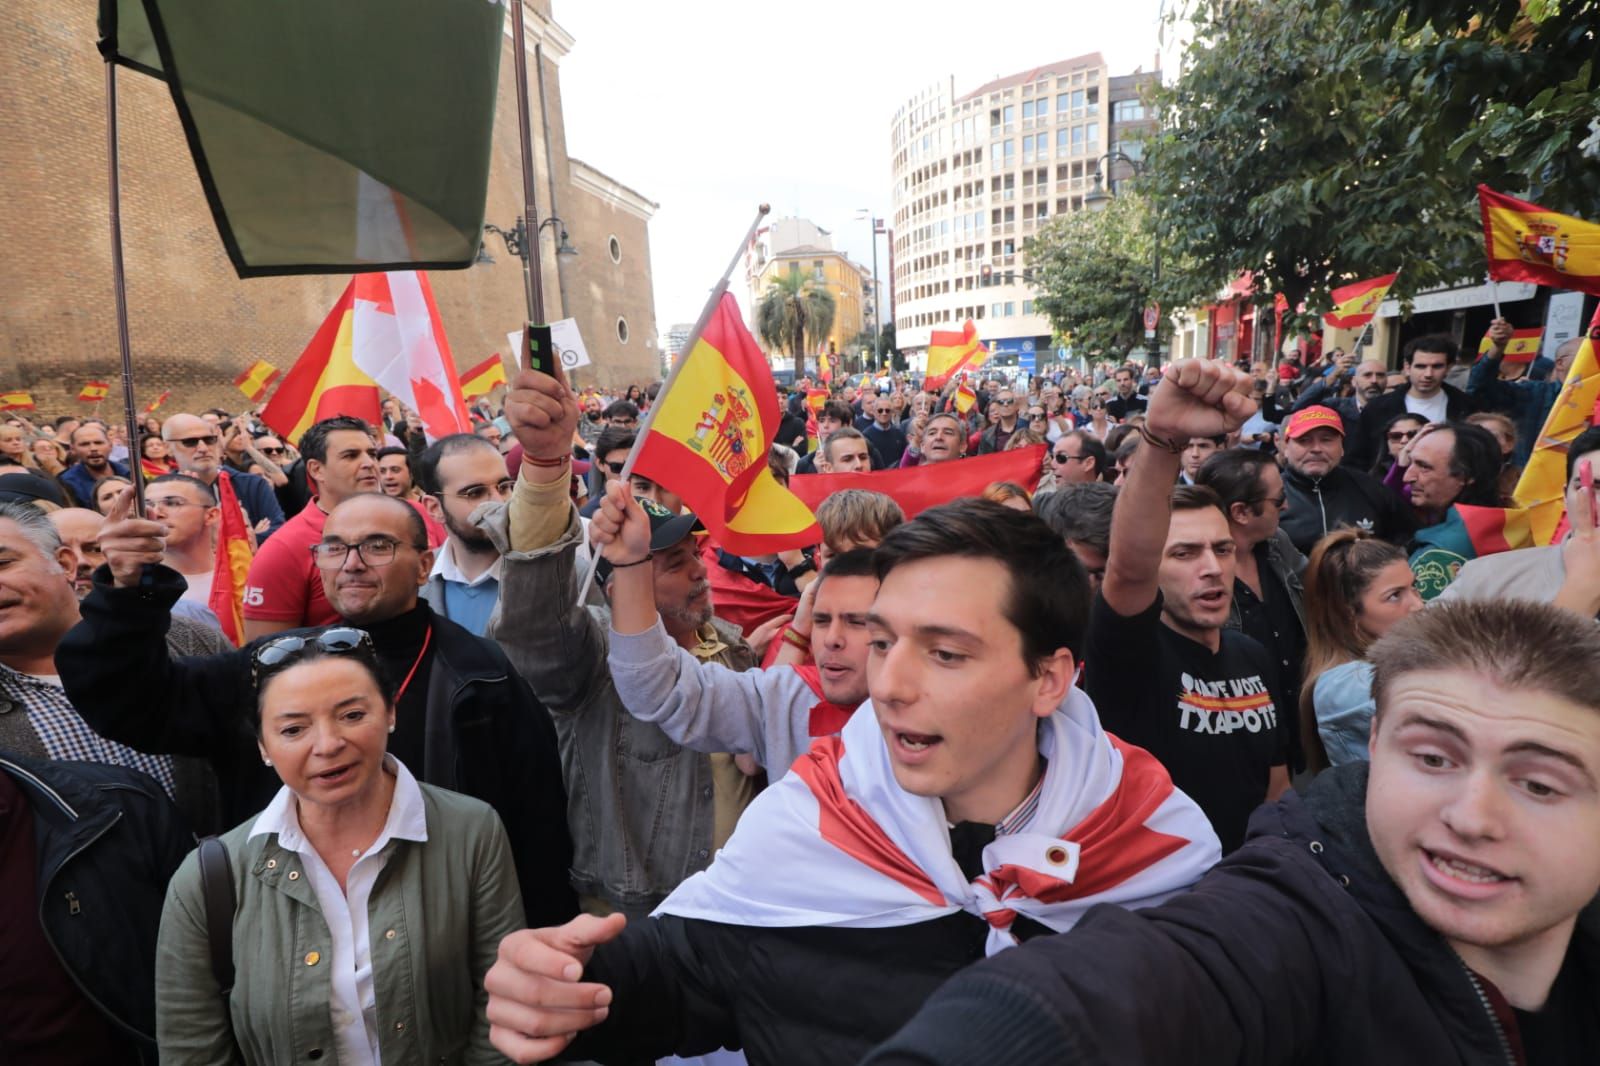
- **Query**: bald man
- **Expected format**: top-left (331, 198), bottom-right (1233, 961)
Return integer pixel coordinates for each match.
top-left (162, 412), bottom-right (284, 541)
top-left (1291, 353), bottom-right (1389, 452)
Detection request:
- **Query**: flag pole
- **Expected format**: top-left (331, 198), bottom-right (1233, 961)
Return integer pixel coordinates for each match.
top-left (1488, 273), bottom-right (1503, 320)
top-left (509, 0), bottom-right (546, 323)
top-left (573, 203), bottom-right (771, 606)
top-left (103, 54), bottom-right (145, 515)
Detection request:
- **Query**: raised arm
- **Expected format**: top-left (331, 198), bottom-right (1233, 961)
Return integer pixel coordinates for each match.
top-left (1102, 360), bottom-right (1258, 618)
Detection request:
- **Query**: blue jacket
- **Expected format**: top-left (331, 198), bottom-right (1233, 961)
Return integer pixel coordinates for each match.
top-left (220, 468), bottom-right (286, 542)
top-left (1466, 353), bottom-right (1560, 466)
top-left (59, 459), bottom-right (130, 506)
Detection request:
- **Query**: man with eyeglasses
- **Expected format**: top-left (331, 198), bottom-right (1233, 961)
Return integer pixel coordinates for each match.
top-left (242, 415), bottom-right (381, 639)
top-left (1046, 431), bottom-right (1108, 488)
top-left (162, 412), bottom-right (285, 545)
top-left (58, 489), bottom-right (578, 927)
top-left (976, 390), bottom-right (1022, 454)
top-left (141, 473), bottom-right (228, 622)
top-left (415, 434), bottom-right (512, 636)
top-left (1279, 406), bottom-right (1410, 555)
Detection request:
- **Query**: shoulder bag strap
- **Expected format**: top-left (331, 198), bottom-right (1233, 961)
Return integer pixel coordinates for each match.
top-left (195, 835), bottom-right (236, 998)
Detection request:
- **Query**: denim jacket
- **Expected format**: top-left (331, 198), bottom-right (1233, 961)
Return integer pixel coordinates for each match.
top-left (480, 502), bottom-right (754, 917)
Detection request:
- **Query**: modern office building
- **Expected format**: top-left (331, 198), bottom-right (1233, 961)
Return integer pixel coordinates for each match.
top-left (889, 54), bottom-right (1158, 373)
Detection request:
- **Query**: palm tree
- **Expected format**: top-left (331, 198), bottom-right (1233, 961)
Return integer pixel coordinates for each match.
top-left (754, 270), bottom-right (837, 380)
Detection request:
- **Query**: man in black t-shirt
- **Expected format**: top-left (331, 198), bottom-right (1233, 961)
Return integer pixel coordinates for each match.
top-left (1085, 359), bottom-right (1289, 852)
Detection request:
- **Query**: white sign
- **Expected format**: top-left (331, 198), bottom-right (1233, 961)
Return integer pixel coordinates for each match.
top-left (550, 318), bottom-right (592, 370)
top-left (507, 322), bottom-right (593, 371)
top-left (1543, 291), bottom-right (1587, 362)
top-left (1376, 280), bottom-right (1537, 317)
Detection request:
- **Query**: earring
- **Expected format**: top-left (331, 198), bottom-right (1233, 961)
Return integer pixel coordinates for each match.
top-left (388, 725), bottom-right (396, 734)
top-left (262, 758), bottom-right (272, 766)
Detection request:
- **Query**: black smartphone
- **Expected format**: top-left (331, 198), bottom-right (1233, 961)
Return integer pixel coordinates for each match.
top-left (525, 323), bottom-right (555, 376)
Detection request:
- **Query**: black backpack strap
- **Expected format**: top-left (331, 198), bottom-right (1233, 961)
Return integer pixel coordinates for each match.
top-left (195, 835), bottom-right (236, 998)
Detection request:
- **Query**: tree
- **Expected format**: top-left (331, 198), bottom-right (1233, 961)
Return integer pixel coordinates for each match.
top-left (754, 271), bottom-right (837, 380)
top-left (1144, 0), bottom-right (1600, 316)
top-left (1029, 190), bottom-right (1169, 357)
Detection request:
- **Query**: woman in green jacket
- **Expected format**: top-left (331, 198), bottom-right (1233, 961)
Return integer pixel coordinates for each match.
top-left (156, 627), bottom-right (524, 1064)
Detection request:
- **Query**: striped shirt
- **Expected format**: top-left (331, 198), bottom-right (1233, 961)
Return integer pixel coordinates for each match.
top-left (995, 757), bottom-right (1048, 837)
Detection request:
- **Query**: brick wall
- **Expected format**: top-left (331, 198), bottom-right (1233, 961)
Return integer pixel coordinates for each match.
top-left (0, 0), bottom-right (659, 426)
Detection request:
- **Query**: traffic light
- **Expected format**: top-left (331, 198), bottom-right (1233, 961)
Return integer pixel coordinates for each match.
top-left (980, 264), bottom-right (993, 287)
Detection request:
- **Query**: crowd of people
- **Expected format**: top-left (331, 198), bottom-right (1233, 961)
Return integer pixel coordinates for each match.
top-left (2, 317), bottom-right (1598, 1065)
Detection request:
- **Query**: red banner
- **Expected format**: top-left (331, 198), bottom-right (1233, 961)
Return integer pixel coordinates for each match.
top-left (789, 446), bottom-right (1047, 519)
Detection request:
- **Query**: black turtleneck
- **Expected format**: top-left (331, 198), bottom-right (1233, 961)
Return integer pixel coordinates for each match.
top-left (363, 602), bottom-right (435, 775)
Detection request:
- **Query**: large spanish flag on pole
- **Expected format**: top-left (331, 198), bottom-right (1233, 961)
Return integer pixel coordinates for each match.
top-left (262, 271), bottom-right (471, 445)
top-left (1513, 303), bottom-right (1600, 544)
top-left (1479, 185), bottom-right (1600, 295)
top-left (925, 319), bottom-right (987, 390)
top-left (631, 292), bottom-right (821, 554)
top-left (1324, 273), bottom-right (1398, 329)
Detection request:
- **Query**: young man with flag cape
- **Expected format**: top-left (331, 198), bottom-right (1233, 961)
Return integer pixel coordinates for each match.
top-left (484, 498), bottom-right (1221, 1066)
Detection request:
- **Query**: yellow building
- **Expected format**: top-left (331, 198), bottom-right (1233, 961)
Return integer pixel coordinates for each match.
top-left (744, 217), bottom-right (872, 368)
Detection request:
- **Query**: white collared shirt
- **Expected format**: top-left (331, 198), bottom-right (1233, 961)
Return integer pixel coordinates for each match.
top-left (250, 756), bottom-right (428, 1066)
top-left (429, 537), bottom-right (503, 588)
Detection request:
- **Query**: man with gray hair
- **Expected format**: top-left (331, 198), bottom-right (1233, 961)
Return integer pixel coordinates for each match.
top-left (1035, 482), bottom-right (1116, 594)
top-left (0, 501), bottom-right (221, 830)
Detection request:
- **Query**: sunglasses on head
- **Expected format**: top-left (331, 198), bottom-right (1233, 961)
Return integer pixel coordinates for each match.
top-left (251, 626), bottom-right (374, 685)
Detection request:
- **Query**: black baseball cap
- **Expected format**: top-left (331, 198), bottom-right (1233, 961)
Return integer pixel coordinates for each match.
top-left (0, 472), bottom-right (69, 510)
top-left (593, 497), bottom-right (704, 582)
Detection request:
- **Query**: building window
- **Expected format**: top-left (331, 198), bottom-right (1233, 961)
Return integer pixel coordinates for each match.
top-left (1113, 99), bottom-right (1146, 122)
top-left (608, 235), bottom-right (622, 263)
top-left (992, 303), bottom-right (1003, 318)
top-left (1023, 299), bottom-right (1034, 314)
top-left (616, 317), bottom-right (630, 344)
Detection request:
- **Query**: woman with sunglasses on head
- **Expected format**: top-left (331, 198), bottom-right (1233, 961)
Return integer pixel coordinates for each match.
top-left (155, 629), bottom-right (523, 1065)
top-left (1298, 529), bottom-right (1423, 772)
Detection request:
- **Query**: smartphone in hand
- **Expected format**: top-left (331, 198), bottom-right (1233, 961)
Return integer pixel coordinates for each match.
top-left (525, 324), bottom-right (555, 376)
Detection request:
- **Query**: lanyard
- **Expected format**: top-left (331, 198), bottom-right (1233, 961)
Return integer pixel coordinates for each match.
top-left (394, 626), bottom-right (432, 704)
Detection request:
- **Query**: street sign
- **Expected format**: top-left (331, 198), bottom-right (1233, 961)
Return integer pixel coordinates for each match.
top-left (1143, 305), bottom-right (1160, 338)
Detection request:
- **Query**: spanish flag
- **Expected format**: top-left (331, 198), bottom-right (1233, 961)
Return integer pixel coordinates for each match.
top-left (631, 292), bottom-right (821, 554)
top-left (954, 379), bottom-right (977, 415)
top-left (209, 470), bottom-right (256, 645)
top-left (0, 391), bottom-right (35, 411)
top-left (1324, 272), bottom-right (1398, 329)
top-left (1479, 185), bottom-right (1600, 295)
top-left (790, 445), bottom-right (1047, 520)
top-left (144, 390), bottom-right (171, 414)
top-left (1477, 328), bottom-right (1544, 365)
top-left (77, 381), bottom-right (111, 403)
top-left (1513, 303), bottom-right (1600, 544)
top-left (233, 360), bottom-right (281, 402)
top-left (460, 354), bottom-right (508, 398)
top-left (804, 388), bottom-right (828, 452)
top-left (925, 319), bottom-right (987, 390)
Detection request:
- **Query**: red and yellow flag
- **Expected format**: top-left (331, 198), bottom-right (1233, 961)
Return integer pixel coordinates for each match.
top-left (925, 319), bottom-right (987, 390)
top-left (1479, 185), bottom-right (1600, 295)
top-left (209, 470), bottom-right (256, 646)
top-left (1514, 304), bottom-right (1600, 544)
top-left (631, 292), bottom-right (820, 554)
top-left (78, 381), bottom-right (111, 403)
top-left (0, 391), bottom-right (35, 411)
top-left (790, 445), bottom-right (1047, 519)
top-left (1477, 327), bottom-right (1544, 365)
top-left (1323, 273), bottom-right (1398, 329)
top-left (818, 350), bottom-right (833, 383)
top-left (460, 354), bottom-right (508, 398)
top-left (144, 390), bottom-right (171, 414)
top-left (804, 388), bottom-right (829, 452)
top-left (953, 379), bottom-right (977, 415)
top-left (233, 360), bottom-right (281, 402)
top-left (261, 282), bottom-right (384, 444)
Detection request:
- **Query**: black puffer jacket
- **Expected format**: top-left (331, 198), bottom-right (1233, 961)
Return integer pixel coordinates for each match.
top-left (2, 752), bottom-right (193, 1063)
top-left (861, 763), bottom-right (1600, 1066)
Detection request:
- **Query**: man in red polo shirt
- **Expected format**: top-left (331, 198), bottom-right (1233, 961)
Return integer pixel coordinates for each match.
top-left (241, 415), bottom-right (381, 639)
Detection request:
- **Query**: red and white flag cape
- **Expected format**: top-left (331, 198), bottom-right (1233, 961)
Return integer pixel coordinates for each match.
top-left (657, 688), bottom-right (1220, 953)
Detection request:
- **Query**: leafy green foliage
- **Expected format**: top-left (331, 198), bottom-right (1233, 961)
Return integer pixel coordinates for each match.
top-left (1029, 191), bottom-right (1165, 356)
top-left (1141, 0), bottom-right (1599, 315)
top-left (754, 271), bottom-right (837, 379)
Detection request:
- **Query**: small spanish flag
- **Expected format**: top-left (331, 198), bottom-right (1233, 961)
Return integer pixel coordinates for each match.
top-left (954, 379), bottom-right (977, 415)
top-left (77, 381), bottom-right (111, 403)
top-left (1, 390), bottom-right (36, 411)
top-left (1476, 328), bottom-right (1544, 365)
top-left (144, 390), bottom-right (171, 414)
top-left (460, 354), bottom-right (508, 398)
top-left (925, 319), bottom-right (987, 390)
top-left (1479, 185), bottom-right (1600, 296)
top-left (1324, 272), bottom-right (1398, 330)
top-left (233, 359), bottom-right (282, 402)
top-left (631, 292), bottom-right (821, 554)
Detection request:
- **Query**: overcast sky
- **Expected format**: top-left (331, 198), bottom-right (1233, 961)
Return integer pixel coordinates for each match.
top-left (555, 0), bottom-right (1165, 333)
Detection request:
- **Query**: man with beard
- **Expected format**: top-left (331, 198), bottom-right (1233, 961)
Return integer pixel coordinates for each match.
top-left (416, 433), bottom-right (513, 636)
top-left (1291, 353), bottom-right (1388, 447)
top-left (58, 421), bottom-right (129, 506)
top-left (595, 465), bottom-right (878, 775)
top-left (482, 364), bottom-right (760, 919)
top-left (1084, 359), bottom-right (1290, 853)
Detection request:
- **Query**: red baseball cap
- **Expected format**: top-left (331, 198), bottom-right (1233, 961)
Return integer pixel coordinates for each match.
top-left (1284, 406), bottom-right (1345, 440)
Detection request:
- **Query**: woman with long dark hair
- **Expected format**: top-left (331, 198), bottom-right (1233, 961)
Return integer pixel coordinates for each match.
top-left (1298, 529), bottom-right (1423, 771)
